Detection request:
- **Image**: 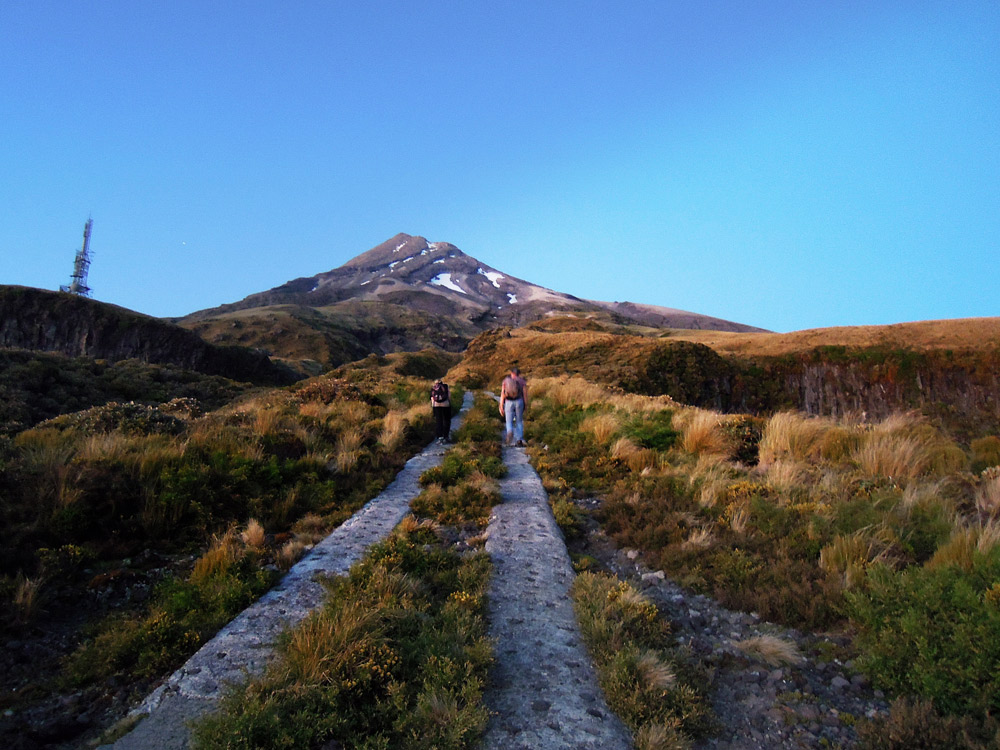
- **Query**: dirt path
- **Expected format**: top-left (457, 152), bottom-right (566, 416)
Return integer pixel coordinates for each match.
top-left (481, 444), bottom-right (633, 750)
top-left (101, 393), bottom-right (473, 750)
top-left (584, 524), bottom-right (890, 749)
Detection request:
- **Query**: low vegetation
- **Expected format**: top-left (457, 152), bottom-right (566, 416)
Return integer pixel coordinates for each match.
top-left (572, 572), bottom-right (712, 748)
top-left (0, 365), bottom-right (441, 746)
top-left (523, 375), bottom-right (1000, 739)
top-left (191, 519), bottom-right (492, 749)
top-left (412, 393), bottom-right (505, 529)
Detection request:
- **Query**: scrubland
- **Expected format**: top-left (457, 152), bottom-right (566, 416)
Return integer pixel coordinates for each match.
top-left (524, 375), bottom-right (1000, 746)
top-left (0, 358), bottom-right (445, 746)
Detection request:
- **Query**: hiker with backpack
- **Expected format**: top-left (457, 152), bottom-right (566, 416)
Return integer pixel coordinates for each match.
top-left (499, 366), bottom-right (528, 447)
top-left (430, 378), bottom-right (451, 444)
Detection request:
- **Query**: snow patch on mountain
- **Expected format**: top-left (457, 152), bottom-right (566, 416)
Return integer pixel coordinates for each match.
top-left (478, 268), bottom-right (504, 288)
top-left (430, 273), bottom-right (467, 295)
top-left (508, 293), bottom-right (518, 304)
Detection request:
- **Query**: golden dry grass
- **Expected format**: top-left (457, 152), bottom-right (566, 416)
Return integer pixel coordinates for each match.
top-left (334, 428), bottom-right (365, 473)
top-left (681, 527), bottom-right (715, 551)
top-left (733, 634), bottom-right (803, 666)
top-left (13, 575), bottom-right (42, 624)
top-left (241, 518), bottom-right (266, 549)
top-left (759, 412), bottom-right (831, 466)
top-left (580, 412), bottom-right (621, 446)
top-left (278, 540), bottom-right (307, 571)
top-left (636, 650), bottom-right (676, 690)
top-left (662, 316), bottom-right (1000, 357)
top-left (975, 473), bottom-right (1000, 517)
top-left (191, 530), bottom-right (240, 583)
top-left (765, 459), bottom-right (811, 497)
top-left (680, 411), bottom-right (728, 455)
top-left (636, 723), bottom-right (689, 750)
top-left (378, 410), bottom-right (408, 451)
top-left (928, 521), bottom-right (1000, 570)
top-left (819, 533), bottom-right (881, 588)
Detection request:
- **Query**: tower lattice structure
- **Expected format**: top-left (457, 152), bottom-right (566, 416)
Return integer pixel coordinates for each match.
top-left (61, 218), bottom-right (93, 297)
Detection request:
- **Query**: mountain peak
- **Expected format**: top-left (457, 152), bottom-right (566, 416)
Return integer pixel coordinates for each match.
top-left (184, 234), bottom-right (764, 337)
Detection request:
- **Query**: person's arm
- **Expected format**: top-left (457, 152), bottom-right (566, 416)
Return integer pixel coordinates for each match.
top-left (522, 381), bottom-right (528, 411)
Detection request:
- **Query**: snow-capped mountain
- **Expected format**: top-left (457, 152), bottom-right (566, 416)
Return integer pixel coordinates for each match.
top-left (185, 233), bottom-right (763, 334)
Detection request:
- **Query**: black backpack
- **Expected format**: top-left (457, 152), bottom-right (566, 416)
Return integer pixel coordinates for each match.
top-left (431, 382), bottom-right (449, 404)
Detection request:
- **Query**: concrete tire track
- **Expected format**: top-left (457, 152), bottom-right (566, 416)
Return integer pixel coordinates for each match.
top-left (103, 393), bottom-right (473, 750)
top-left (481, 444), bottom-right (633, 750)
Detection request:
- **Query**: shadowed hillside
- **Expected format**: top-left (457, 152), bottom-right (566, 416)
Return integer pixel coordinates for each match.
top-left (0, 286), bottom-right (298, 386)
top-left (449, 320), bottom-right (1000, 438)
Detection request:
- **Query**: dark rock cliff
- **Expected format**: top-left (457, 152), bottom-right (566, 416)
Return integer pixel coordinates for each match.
top-left (0, 286), bottom-right (298, 385)
top-left (626, 341), bottom-right (1000, 437)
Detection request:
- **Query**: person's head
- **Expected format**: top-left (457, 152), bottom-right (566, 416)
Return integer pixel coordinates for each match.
top-left (510, 366), bottom-right (520, 376)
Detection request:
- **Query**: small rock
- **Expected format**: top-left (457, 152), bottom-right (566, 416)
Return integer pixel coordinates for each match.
top-left (625, 549), bottom-right (640, 560)
top-left (831, 676), bottom-right (850, 691)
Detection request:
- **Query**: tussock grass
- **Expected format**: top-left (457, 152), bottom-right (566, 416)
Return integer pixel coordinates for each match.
top-left (241, 519), bottom-right (266, 549)
top-left (278, 540), bottom-right (307, 571)
top-left (378, 409), bottom-right (408, 450)
top-left (13, 575), bottom-right (42, 625)
top-left (334, 428), bottom-right (365, 473)
top-left (680, 411), bottom-right (727, 456)
top-left (191, 523), bottom-right (493, 750)
top-left (581, 412), bottom-right (621, 446)
top-left (765, 459), bottom-right (809, 496)
top-left (819, 532), bottom-right (882, 589)
top-left (975, 472), bottom-right (1000, 517)
top-left (758, 412), bottom-right (831, 466)
top-left (571, 572), bottom-right (711, 744)
top-left (927, 521), bottom-right (1000, 570)
top-left (733, 634), bottom-right (802, 667)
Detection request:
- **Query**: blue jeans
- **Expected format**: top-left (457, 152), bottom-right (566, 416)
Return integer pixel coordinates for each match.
top-left (504, 398), bottom-right (524, 443)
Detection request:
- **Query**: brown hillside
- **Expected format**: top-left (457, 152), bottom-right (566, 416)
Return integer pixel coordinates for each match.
top-left (662, 317), bottom-right (1000, 357)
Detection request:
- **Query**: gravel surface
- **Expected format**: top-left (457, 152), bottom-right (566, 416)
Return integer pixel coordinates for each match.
top-left (100, 394), bottom-right (473, 750)
top-left (582, 517), bottom-right (891, 750)
top-left (481, 445), bottom-right (633, 750)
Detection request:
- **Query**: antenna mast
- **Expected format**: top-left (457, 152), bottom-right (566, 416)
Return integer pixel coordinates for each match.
top-left (61, 217), bottom-right (93, 297)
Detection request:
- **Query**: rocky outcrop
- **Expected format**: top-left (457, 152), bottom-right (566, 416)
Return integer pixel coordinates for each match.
top-left (628, 341), bottom-right (1000, 434)
top-left (0, 286), bottom-right (298, 385)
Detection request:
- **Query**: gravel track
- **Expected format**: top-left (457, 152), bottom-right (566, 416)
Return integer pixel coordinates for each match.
top-left (102, 393), bottom-right (472, 750)
top-left (481, 444), bottom-right (633, 750)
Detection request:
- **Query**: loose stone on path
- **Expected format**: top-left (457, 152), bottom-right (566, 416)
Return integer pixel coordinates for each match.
top-left (103, 393), bottom-right (473, 750)
top-left (482, 445), bottom-right (633, 750)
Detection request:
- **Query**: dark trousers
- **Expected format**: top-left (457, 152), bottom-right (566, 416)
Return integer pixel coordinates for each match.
top-left (433, 406), bottom-right (451, 439)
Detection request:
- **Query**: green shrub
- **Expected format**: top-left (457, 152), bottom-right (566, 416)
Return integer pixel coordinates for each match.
top-left (622, 410), bottom-right (678, 451)
top-left (972, 436), bottom-right (1000, 473)
top-left (846, 551), bottom-right (1000, 719)
top-left (191, 524), bottom-right (492, 750)
top-left (65, 541), bottom-right (276, 684)
top-left (572, 572), bottom-right (712, 742)
top-left (857, 697), bottom-right (1000, 750)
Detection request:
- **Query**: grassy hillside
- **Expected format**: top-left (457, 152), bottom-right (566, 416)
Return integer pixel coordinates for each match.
top-left (0, 362), bottom-right (442, 748)
top-left (0, 349), bottom-right (252, 435)
top-left (0, 286), bottom-right (297, 386)
top-left (177, 300), bottom-right (476, 372)
top-left (450, 323), bottom-right (1000, 439)
top-left (661, 316), bottom-right (1000, 357)
top-left (520, 375), bottom-right (1000, 744)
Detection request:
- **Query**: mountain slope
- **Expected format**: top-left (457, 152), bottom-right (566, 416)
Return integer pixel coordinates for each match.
top-left (0, 286), bottom-right (297, 385)
top-left (179, 234), bottom-right (764, 366)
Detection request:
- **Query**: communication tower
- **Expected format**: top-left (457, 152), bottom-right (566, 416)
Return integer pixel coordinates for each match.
top-left (61, 218), bottom-right (93, 297)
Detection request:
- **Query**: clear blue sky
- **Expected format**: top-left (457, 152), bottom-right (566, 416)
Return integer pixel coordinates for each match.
top-left (2, 1), bottom-right (997, 332)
